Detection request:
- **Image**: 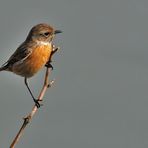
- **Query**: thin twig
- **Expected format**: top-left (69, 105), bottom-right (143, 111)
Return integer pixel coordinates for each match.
top-left (10, 46), bottom-right (59, 148)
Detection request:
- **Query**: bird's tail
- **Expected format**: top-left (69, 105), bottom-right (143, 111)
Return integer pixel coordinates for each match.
top-left (0, 67), bottom-right (6, 71)
top-left (0, 64), bottom-right (9, 71)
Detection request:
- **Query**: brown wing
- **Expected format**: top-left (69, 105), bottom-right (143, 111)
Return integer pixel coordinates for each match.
top-left (1, 42), bottom-right (32, 69)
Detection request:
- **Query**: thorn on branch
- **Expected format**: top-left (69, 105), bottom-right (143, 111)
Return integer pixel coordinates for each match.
top-left (48, 80), bottom-right (55, 88)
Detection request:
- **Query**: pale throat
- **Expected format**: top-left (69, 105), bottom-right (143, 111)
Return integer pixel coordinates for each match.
top-left (36, 40), bottom-right (52, 46)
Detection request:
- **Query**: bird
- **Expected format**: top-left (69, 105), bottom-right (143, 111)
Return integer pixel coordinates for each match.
top-left (0, 23), bottom-right (62, 108)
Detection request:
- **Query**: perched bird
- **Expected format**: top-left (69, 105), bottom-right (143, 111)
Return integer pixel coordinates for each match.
top-left (0, 23), bottom-right (62, 108)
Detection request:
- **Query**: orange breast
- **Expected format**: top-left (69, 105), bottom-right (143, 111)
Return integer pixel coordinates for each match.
top-left (13, 45), bottom-right (52, 77)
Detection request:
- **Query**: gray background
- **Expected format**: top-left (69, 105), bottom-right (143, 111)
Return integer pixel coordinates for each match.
top-left (0, 0), bottom-right (148, 147)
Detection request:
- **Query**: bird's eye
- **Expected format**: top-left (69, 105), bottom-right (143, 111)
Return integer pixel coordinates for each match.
top-left (44, 32), bottom-right (50, 36)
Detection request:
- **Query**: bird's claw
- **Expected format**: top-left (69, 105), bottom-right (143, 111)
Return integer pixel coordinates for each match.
top-left (45, 62), bottom-right (53, 70)
top-left (33, 99), bottom-right (42, 108)
top-left (45, 46), bottom-right (59, 69)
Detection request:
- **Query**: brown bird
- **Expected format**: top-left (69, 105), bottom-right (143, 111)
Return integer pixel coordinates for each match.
top-left (0, 23), bottom-right (62, 107)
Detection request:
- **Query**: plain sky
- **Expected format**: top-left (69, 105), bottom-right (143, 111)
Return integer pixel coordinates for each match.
top-left (0, 0), bottom-right (148, 147)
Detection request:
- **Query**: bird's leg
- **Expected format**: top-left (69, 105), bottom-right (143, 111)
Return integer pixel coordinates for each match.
top-left (24, 77), bottom-right (41, 108)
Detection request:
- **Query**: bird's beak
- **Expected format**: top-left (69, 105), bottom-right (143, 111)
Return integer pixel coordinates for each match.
top-left (54, 30), bottom-right (62, 34)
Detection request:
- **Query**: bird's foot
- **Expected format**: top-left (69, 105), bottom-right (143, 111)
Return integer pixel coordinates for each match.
top-left (33, 99), bottom-right (42, 108)
top-left (45, 62), bottom-right (53, 69)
